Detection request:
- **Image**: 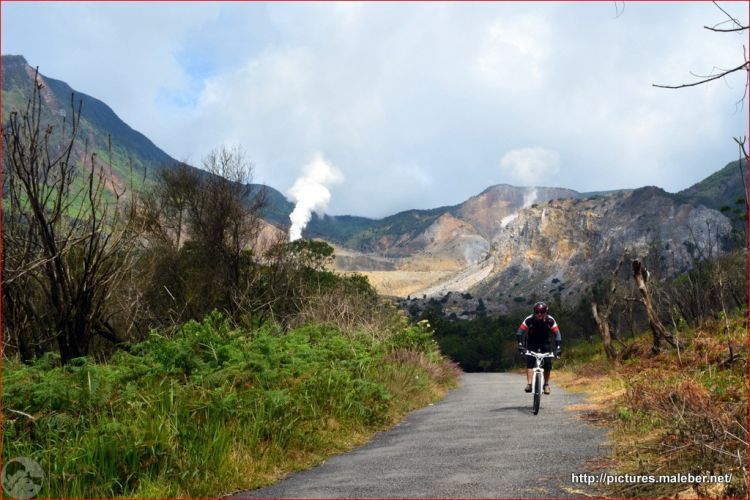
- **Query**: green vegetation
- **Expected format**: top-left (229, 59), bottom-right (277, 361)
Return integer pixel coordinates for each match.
top-left (417, 306), bottom-right (519, 372)
top-left (306, 214), bottom-right (379, 244)
top-left (412, 292), bottom-right (594, 373)
top-left (3, 312), bottom-right (459, 497)
top-left (676, 159), bottom-right (748, 212)
top-left (307, 205), bottom-right (457, 251)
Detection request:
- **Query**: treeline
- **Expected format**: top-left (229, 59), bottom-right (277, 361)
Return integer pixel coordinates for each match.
top-left (416, 299), bottom-right (594, 372)
top-left (2, 75), bottom-right (394, 365)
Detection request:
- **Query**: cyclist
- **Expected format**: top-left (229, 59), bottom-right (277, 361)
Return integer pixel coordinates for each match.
top-left (516, 301), bottom-right (562, 395)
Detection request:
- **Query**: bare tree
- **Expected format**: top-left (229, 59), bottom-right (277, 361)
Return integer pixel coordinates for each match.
top-left (591, 256), bottom-right (628, 360)
top-left (140, 162), bottom-right (200, 249)
top-left (630, 259), bottom-right (677, 353)
top-left (653, 2), bottom-right (750, 216)
top-left (191, 146), bottom-right (267, 294)
top-left (2, 71), bottom-right (140, 363)
top-left (137, 146), bottom-right (269, 323)
top-left (732, 137), bottom-right (749, 210)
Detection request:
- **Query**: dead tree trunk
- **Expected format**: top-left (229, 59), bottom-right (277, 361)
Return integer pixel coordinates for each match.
top-left (632, 259), bottom-right (677, 353)
top-left (591, 302), bottom-right (617, 359)
top-left (590, 256), bottom-right (627, 361)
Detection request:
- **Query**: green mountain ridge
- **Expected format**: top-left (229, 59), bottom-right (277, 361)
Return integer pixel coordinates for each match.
top-left (2, 55), bottom-right (173, 177)
top-left (1, 54), bottom-right (293, 225)
top-left (676, 159), bottom-right (748, 211)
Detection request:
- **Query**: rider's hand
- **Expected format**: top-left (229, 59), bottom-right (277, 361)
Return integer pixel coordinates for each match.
top-left (555, 348), bottom-right (562, 358)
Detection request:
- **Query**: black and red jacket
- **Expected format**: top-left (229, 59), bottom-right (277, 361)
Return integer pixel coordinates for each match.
top-left (516, 314), bottom-right (562, 351)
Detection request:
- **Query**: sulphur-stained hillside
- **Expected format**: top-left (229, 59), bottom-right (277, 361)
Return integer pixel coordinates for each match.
top-left (336, 182), bottom-right (732, 306)
top-left (472, 186), bottom-right (733, 305)
top-left (454, 184), bottom-right (581, 238)
top-left (332, 184), bottom-right (735, 309)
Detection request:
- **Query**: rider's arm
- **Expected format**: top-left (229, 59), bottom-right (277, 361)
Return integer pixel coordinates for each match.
top-left (549, 316), bottom-right (562, 353)
top-left (553, 326), bottom-right (562, 353)
top-left (516, 322), bottom-right (527, 351)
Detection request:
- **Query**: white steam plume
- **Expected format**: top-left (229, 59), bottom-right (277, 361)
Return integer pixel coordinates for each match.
top-left (500, 181), bottom-right (541, 228)
top-left (498, 147), bottom-right (557, 228)
top-left (498, 147), bottom-right (560, 186)
top-left (288, 154), bottom-right (344, 241)
top-left (522, 188), bottom-right (538, 207)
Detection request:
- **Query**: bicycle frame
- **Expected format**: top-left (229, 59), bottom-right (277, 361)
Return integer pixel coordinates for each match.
top-left (525, 350), bottom-right (556, 415)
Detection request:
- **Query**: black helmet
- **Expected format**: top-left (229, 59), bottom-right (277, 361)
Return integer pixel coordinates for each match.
top-left (533, 302), bottom-right (548, 314)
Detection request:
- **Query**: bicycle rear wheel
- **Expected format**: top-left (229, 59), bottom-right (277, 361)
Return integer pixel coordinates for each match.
top-left (532, 371), bottom-right (542, 415)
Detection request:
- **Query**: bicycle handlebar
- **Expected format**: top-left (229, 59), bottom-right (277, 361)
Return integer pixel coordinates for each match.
top-left (524, 350), bottom-right (556, 359)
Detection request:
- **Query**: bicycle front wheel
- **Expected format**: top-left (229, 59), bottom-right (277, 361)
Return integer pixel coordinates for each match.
top-left (532, 372), bottom-right (542, 415)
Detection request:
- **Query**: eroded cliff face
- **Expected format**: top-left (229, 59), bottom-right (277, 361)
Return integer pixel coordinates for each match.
top-left (411, 213), bottom-right (490, 264)
top-left (331, 184), bottom-right (733, 305)
top-left (330, 186), bottom-right (537, 297)
top-left (334, 185), bottom-right (582, 261)
top-left (473, 187), bottom-right (732, 305)
top-left (456, 185), bottom-right (581, 237)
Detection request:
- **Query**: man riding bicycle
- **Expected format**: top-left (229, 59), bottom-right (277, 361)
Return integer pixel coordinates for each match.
top-left (516, 302), bottom-right (562, 395)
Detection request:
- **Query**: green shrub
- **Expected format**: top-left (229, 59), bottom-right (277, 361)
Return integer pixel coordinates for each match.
top-left (2, 311), bottom-right (456, 497)
top-left (386, 320), bottom-right (437, 353)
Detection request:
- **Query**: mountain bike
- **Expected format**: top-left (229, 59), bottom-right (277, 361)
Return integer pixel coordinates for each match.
top-left (525, 350), bottom-right (556, 415)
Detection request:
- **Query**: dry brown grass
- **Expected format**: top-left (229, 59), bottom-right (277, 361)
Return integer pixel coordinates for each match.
top-left (357, 270), bottom-right (456, 297)
top-left (385, 349), bottom-right (462, 388)
top-left (557, 314), bottom-right (748, 498)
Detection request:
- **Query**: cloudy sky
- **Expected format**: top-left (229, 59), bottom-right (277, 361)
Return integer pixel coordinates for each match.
top-left (3, 2), bottom-right (747, 218)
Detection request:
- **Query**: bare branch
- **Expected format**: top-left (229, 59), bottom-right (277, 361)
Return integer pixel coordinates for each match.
top-left (711, 0), bottom-right (744, 30)
top-left (653, 62), bottom-right (748, 89)
top-left (613, 1), bottom-right (625, 19)
top-left (704, 25), bottom-right (748, 33)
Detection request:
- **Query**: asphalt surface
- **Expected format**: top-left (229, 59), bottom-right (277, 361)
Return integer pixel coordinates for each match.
top-left (233, 372), bottom-right (608, 498)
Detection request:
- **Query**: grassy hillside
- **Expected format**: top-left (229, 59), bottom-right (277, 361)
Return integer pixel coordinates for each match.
top-left (2, 55), bottom-right (175, 184)
top-left (307, 205), bottom-right (457, 251)
top-left (677, 159), bottom-right (748, 211)
top-left (2, 55), bottom-right (295, 227)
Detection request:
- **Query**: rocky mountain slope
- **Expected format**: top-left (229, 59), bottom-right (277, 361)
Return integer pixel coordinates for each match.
top-left (475, 186), bottom-right (733, 305)
top-left (317, 185), bottom-right (597, 298)
top-left (307, 185), bottom-right (584, 254)
top-left (330, 182), bottom-right (736, 308)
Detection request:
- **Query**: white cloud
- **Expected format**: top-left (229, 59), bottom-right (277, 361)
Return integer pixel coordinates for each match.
top-left (498, 148), bottom-right (561, 187)
top-left (3, 2), bottom-right (747, 217)
top-left (474, 13), bottom-right (550, 89)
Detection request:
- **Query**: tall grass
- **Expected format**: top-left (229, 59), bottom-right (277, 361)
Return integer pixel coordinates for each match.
top-left (2, 312), bottom-right (458, 497)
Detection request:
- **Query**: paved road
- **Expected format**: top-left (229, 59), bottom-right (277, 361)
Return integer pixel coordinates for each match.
top-left (234, 372), bottom-right (607, 498)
